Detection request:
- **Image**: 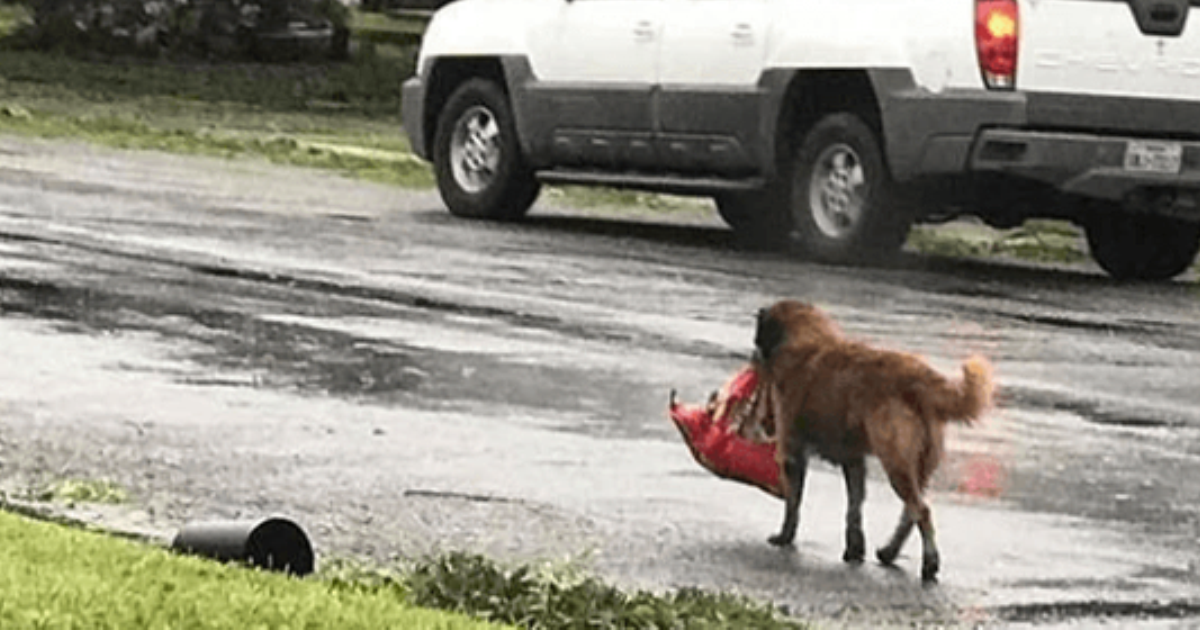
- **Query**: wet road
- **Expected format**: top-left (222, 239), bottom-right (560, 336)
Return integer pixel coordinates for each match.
top-left (1, 136), bottom-right (1200, 627)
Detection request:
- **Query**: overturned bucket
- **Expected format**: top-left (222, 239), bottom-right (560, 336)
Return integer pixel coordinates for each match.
top-left (172, 517), bottom-right (314, 576)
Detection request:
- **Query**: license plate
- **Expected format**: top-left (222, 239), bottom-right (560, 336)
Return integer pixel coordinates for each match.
top-left (1124, 141), bottom-right (1182, 174)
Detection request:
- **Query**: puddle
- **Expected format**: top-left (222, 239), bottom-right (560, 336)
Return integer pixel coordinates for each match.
top-left (1005, 385), bottom-right (1185, 429)
top-left (0, 274), bottom-right (672, 440)
top-left (993, 599), bottom-right (1200, 623)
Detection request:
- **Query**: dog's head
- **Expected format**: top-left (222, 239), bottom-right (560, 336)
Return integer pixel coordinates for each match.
top-left (753, 300), bottom-right (840, 365)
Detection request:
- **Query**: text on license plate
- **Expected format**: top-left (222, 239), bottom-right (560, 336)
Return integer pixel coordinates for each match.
top-left (1124, 141), bottom-right (1182, 174)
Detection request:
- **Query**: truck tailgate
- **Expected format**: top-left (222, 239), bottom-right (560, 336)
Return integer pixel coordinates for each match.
top-left (1021, 0), bottom-right (1200, 104)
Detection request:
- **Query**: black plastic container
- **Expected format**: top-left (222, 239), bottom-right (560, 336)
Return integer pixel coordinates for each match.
top-left (171, 517), bottom-right (314, 576)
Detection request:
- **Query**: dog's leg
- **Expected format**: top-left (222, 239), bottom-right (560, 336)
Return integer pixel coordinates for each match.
top-left (914, 500), bottom-right (940, 584)
top-left (768, 451), bottom-right (808, 547)
top-left (841, 458), bottom-right (867, 563)
top-left (880, 498), bottom-right (939, 583)
top-left (877, 453), bottom-right (940, 581)
top-left (876, 508), bottom-right (913, 566)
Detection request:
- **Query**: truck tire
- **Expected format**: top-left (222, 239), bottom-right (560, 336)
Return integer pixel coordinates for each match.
top-left (788, 113), bottom-right (911, 263)
top-left (432, 78), bottom-right (540, 220)
top-left (714, 188), bottom-right (791, 250)
top-left (1084, 210), bottom-right (1200, 281)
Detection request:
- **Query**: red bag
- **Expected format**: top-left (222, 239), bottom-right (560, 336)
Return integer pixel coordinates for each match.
top-left (668, 366), bottom-right (782, 499)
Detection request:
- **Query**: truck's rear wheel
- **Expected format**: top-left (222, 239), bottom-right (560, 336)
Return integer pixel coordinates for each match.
top-left (433, 78), bottom-right (540, 220)
top-left (1083, 209), bottom-right (1200, 280)
top-left (788, 113), bottom-right (911, 263)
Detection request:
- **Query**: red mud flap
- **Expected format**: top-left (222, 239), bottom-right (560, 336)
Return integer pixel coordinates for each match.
top-left (668, 366), bottom-right (782, 499)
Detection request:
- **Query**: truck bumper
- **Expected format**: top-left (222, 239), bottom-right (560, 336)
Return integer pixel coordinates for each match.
top-left (969, 129), bottom-right (1200, 204)
top-left (402, 75), bottom-right (428, 161)
top-left (872, 71), bottom-right (1029, 182)
top-left (876, 73), bottom-right (1200, 217)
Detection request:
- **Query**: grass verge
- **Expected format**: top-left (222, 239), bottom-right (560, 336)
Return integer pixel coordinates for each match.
top-left (368, 551), bottom-right (807, 629)
top-left (0, 508), bottom-right (507, 629)
top-left (0, 3), bottom-right (434, 187)
top-left (908, 219), bottom-right (1090, 267)
top-left (0, 501), bottom-right (806, 629)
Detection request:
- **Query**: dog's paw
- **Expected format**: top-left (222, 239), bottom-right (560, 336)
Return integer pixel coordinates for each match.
top-left (843, 530), bottom-right (865, 563)
top-left (767, 533), bottom-right (795, 548)
top-left (921, 556), bottom-right (940, 584)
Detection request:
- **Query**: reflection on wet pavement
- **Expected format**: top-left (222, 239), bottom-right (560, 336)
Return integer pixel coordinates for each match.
top-left (0, 269), bottom-right (679, 441)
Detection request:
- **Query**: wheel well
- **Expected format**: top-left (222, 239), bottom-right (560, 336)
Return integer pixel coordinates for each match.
top-left (421, 57), bottom-right (507, 157)
top-left (775, 70), bottom-right (884, 168)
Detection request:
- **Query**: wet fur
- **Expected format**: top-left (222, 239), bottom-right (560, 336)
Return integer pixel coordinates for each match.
top-left (753, 300), bottom-right (994, 583)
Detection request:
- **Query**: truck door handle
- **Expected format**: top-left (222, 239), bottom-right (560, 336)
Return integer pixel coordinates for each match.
top-left (732, 23), bottom-right (754, 44)
top-left (634, 20), bottom-right (656, 40)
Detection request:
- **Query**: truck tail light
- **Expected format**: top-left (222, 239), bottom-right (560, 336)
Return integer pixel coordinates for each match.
top-left (976, 0), bottom-right (1019, 89)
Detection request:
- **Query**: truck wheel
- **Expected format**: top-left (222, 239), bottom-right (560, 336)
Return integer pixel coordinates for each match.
top-left (433, 78), bottom-right (540, 220)
top-left (788, 113), bottom-right (911, 263)
top-left (1084, 210), bottom-right (1200, 280)
top-left (714, 188), bottom-right (791, 250)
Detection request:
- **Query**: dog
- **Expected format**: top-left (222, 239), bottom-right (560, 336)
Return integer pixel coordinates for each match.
top-left (752, 300), bottom-right (994, 583)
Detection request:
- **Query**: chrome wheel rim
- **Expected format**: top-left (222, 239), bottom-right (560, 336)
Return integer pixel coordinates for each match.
top-left (808, 143), bottom-right (866, 239)
top-left (449, 105), bottom-right (501, 194)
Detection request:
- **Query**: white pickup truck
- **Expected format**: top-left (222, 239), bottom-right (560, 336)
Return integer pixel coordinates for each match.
top-left (402, 0), bottom-right (1200, 280)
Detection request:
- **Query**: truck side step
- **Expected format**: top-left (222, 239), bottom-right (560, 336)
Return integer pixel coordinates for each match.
top-left (537, 170), bottom-right (766, 196)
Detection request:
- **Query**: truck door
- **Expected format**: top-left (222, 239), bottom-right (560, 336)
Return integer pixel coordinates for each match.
top-left (524, 0), bottom-right (665, 170)
top-left (655, 0), bottom-right (771, 175)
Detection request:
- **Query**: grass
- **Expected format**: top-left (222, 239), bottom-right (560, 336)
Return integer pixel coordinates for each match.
top-left (0, 508), bottom-right (508, 630)
top-left (392, 551), bottom-right (806, 629)
top-left (908, 219), bottom-right (1090, 266)
top-left (0, 3), bottom-right (434, 187)
top-left (34, 477), bottom-right (130, 504)
top-left (0, 499), bottom-right (806, 629)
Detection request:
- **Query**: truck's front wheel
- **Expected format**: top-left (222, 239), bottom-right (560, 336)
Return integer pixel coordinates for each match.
top-left (788, 113), bottom-right (911, 263)
top-left (433, 78), bottom-right (540, 220)
top-left (1083, 209), bottom-right (1200, 281)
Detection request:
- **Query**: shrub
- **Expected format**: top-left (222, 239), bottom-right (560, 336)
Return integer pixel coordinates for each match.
top-left (14, 0), bottom-right (349, 60)
top-left (401, 552), bottom-right (807, 630)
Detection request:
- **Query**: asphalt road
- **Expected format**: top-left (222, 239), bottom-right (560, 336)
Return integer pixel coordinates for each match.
top-left (1, 135), bottom-right (1200, 628)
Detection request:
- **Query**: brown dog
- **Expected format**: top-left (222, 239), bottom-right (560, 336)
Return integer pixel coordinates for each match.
top-left (753, 300), bottom-right (994, 583)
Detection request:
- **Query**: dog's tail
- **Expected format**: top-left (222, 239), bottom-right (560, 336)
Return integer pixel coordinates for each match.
top-left (929, 355), bottom-right (994, 424)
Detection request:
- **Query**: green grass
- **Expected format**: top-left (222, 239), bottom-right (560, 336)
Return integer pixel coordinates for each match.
top-left (908, 219), bottom-right (1090, 266)
top-left (0, 101), bottom-right (434, 187)
top-left (0, 509), bottom-right (508, 630)
top-left (0, 2), bottom-right (26, 35)
top-left (0, 3), bottom-right (433, 186)
top-left (35, 477), bottom-right (130, 504)
top-left (393, 551), bottom-right (806, 630)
